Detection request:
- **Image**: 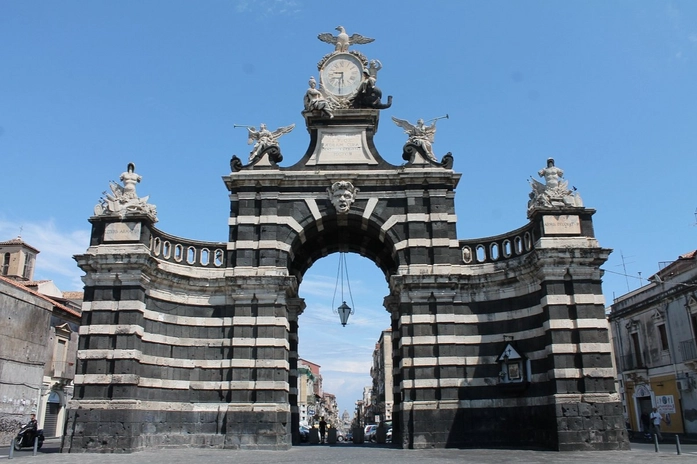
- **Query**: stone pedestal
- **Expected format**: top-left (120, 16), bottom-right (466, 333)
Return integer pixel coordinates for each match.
top-left (327, 428), bottom-right (337, 444)
top-left (376, 424), bottom-right (387, 444)
top-left (352, 427), bottom-right (364, 444)
top-left (309, 428), bottom-right (320, 444)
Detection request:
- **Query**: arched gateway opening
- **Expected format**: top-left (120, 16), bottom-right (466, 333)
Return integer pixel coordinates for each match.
top-left (65, 29), bottom-right (628, 453)
top-left (295, 252), bottom-right (391, 443)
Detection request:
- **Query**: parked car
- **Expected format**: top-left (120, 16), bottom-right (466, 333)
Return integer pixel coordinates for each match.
top-left (364, 424), bottom-right (377, 442)
top-left (386, 427), bottom-right (392, 443)
top-left (345, 430), bottom-right (353, 442)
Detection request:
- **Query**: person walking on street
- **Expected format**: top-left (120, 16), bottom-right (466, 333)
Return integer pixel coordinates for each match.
top-left (319, 417), bottom-right (327, 444)
top-left (650, 407), bottom-right (663, 440)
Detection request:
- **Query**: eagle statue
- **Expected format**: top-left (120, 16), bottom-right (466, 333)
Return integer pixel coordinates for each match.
top-left (318, 26), bottom-right (374, 52)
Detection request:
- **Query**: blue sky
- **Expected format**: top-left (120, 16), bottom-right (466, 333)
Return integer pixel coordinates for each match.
top-left (2, 1), bottom-right (697, 417)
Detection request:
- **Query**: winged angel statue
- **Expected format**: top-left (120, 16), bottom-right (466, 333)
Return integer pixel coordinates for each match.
top-left (391, 117), bottom-right (438, 162)
top-left (317, 26), bottom-right (374, 52)
top-left (247, 123), bottom-right (295, 161)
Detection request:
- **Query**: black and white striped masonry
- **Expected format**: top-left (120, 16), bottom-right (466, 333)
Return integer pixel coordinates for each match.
top-left (66, 107), bottom-right (626, 452)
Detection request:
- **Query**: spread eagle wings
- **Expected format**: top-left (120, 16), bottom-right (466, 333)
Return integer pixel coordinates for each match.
top-left (346, 33), bottom-right (375, 45)
top-left (317, 32), bottom-right (339, 46)
top-left (317, 32), bottom-right (375, 46)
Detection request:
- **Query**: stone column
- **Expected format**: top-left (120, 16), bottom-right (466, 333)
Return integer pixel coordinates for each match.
top-left (287, 297), bottom-right (305, 445)
top-left (531, 208), bottom-right (628, 450)
top-left (66, 216), bottom-right (154, 452)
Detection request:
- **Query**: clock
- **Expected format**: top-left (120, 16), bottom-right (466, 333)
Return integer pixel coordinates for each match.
top-left (319, 53), bottom-right (364, 97)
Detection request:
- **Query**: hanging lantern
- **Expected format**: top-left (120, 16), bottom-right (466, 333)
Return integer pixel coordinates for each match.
top-left (337, 301), bottom-right (353, 326)
top-left (332, 252), bottom-right (356, 326)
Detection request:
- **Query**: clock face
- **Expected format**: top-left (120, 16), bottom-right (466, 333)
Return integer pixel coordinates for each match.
top-left (320, 54), bottom-right (363, 96)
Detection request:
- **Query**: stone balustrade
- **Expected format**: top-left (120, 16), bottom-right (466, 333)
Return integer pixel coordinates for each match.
top-left (459, 222), bottom-right (537, 265)
top-left (149, 227), bottom-right (226, 268)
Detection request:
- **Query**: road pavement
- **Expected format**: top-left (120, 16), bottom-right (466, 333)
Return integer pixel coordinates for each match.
top-left (3, 438), bottom-right (697, 463)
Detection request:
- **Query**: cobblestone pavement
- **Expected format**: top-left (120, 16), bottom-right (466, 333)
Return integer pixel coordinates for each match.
top-left (3, 440), bottom-right (696, 463)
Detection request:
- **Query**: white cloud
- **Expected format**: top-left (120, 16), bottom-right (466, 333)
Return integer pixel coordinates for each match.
top-left (320, 359), bottom-right (371, 374)
top-left (299, 274), bottom-right (337, 298)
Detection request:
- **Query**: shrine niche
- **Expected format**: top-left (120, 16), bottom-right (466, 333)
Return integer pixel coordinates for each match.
top-left (65, 28), bottom-right (627, 453)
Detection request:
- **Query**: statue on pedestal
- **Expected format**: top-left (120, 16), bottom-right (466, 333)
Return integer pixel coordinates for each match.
top-left (352, 66), bottom-right (392, 110)
top-left (528, 158), bottom-right (583, 215)
top-left (247, 123), bottom-right (295, 162)
top-left (392, 116), bottom-right (438, 162)
top-left (303, 77), bottom-right (334, 118)
top-left (94, 163), bottom-right (158, 220)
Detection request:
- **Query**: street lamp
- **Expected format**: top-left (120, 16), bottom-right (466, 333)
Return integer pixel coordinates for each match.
top-left (332, 252), bottom-right (355, 326)
top-left (337, 301), bottom-right (353, 326)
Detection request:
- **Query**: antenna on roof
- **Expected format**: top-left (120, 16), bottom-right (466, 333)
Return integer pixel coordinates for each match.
top-left (618, 251), bottom-right (633, 292)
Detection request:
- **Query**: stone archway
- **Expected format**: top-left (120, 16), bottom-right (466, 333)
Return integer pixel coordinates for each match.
top-left (65, 31), bottom-right (627, 453)
top-left (284, 209), bottom-right (402, 445)
top-left (66, 106), bottom-right (627, 453)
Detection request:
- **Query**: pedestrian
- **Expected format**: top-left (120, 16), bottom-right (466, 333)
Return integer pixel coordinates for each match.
top-left (319, 417), bottom-right (327, 444)
top-left (650, 407), bottom-right (663, 440)
top-left (640, 412), bottom-right (650, 435)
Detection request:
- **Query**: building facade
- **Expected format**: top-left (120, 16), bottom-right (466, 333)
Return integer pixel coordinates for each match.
top-left (371, 329), bottom-right (393, 424)
top-left (0, 238), bottom-right (80, 444)
top-left (608, 251), bottom-right (697, 436)
top-left (296, 363), bottom-right (316, 427)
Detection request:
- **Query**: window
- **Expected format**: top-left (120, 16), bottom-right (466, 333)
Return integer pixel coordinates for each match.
top-left (53, 338), bottom-right (68, 377)
top-left (658, 324), bottom-right (669, 352)
top-left (2, 253), bottom-right (9, 275)
top-left (631, 332), bottom-right (644, 368)
top-left (22, 254), bottom-right (33, 279)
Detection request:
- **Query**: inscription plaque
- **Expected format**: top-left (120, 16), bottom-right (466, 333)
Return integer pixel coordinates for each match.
top-left (542, 215), bottom-right (581, 235)
top-left (104, 222), bottom-right (142, 242)
top-left (307, 128), bottom-right (378, 165)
